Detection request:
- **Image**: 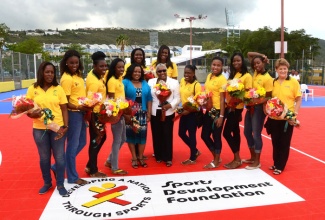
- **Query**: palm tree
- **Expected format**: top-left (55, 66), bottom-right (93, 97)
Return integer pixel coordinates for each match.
top-left (116, 34), bottom-right (129, 59)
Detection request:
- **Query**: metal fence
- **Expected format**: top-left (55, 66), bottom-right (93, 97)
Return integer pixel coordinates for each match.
top-left (0, 51), bottom-right (43, 89)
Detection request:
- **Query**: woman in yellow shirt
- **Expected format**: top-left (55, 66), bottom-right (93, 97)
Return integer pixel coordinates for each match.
top-left (243, 52), bottom-right (273, 169)
top-left (85, 51), bottom-right (108, 178)
top-left (26, 61), bottom-right (68, 196)
top-left (178, 64), bottom-right (202, 165)
top-left (223, 52), bottom-right (252, 169)
top-left (267, 58), bottom-right (301, 175)
top-left (105, 58), bottom-right (128, 175)
top-left (201, 57), bottom-right (227, 169)
top-left (151, 45), bottom-right (178, 79)
top-left (59, 50), bottom-right (89, 185)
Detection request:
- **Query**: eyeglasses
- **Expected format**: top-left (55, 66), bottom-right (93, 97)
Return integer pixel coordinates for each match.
top-left (157, 69), bottom-right (167, 73)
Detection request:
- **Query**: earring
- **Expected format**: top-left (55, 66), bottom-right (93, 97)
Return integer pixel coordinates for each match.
top-left (66, 64), bottom-right (68, 66)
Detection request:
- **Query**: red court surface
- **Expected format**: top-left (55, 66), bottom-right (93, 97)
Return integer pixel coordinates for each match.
top-left (1, 88), bottom-right (325, 219)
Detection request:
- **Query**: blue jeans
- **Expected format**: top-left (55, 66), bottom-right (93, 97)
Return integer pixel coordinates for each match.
top-left (107, 117), bottom-right (126, 171)
top-left (66, 111), bottom-right (87, 183)
top-left (178, 112), bottom-right (198, 161)
top-left (33, 129), bottom-right (66, 187)
top-left (243, 105), bottom-right (266, 153)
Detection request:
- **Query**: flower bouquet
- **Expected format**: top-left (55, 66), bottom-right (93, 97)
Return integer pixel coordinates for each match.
top-left (77, 92), bottom-right (102, 108)
top-left (174, 96), bottom-right (200, 121)
top-left (129, 101), bottom-right (141, 133)
top-left (144, 66), bottom-right (155, 81)
top-left (224, 79), bottom-right (245, 109)
top-left (196, 92), bottom-right (211, 110)
top-left (153, 80), bottom-right (172, 121)
top-left (264, 97), bottom-right (300, 127)
top-left (244, 87), bottom-right (266, 106)
top-left (10, 95), bottom-right (39, 119)
top-left (94, 98), bottom-right (129, 124)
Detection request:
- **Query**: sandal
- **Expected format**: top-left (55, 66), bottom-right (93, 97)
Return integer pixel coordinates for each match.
top-left (112, 169), bottom-right (128, 175)
top-left (269, 165), bottom-right (276, 170)
top-left (90, 171), bottom-right (107, 178)
top-left (104, 161), bottom-right (112, 169)
top-left (195, 151), bottom-right (201, 160)
top-left (84, 167), bottom-right (90, 174)
top-left (224, 160), bottom-right (242, 169)
top-left (273, 169), bottom-right (282, 175)
top-left (131, 159), bottom-right (138, 169)
top-left (74, 179), bottom-right (88, 185)
top-left (242, 159), bottom-right (254, 164)
top-left (203, 162), bottom-right (219, 169)
top-left (166, 161), bottom-right (172, 167)
top-left (138, 158), bottom-right (148, 168)
top-left (181, 159), bottom-right (196, 165)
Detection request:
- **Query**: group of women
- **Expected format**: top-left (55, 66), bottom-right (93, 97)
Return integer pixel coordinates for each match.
top-left (26, 45), bottom-right (301, 197)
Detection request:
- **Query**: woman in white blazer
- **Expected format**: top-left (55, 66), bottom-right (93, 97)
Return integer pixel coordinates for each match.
top-left (148, 63), bottom-right (180, 167)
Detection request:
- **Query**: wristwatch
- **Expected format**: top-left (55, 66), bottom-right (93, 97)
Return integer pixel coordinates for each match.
top-left (61, 125), bottom-right (69, 129)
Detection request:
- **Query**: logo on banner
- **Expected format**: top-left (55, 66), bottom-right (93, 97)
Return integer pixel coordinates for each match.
top-left (60, 178), bottom-right (152, 218)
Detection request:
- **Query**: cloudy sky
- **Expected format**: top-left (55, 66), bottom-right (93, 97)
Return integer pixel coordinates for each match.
top-left (1, 0), bottom-right (323, 39)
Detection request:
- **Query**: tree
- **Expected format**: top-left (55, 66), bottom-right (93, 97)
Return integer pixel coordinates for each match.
top-left (116, 34), bottom-right (129, 59)
top-left (0, 23), bottom-right (9, 79)
top-left (8, 37), bottom-right (43, 54)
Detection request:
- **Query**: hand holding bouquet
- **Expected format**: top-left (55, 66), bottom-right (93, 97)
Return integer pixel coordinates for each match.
top-left (10, 95), bottom-right (39, 119)
top-left (196, 92), bottom-right (211, 110)
top-left (244, 87), bottom-right (266, 106)
top-left (224, 79), bottom-right (245, 109)
top-left (174, 96), bottom-right (200, 121)
top-left (78, 92), bottom-right (102, 108)
top-left (264, 97), bottom-right (300, 128)
top-left (153, 80), bottom-right (172, 121)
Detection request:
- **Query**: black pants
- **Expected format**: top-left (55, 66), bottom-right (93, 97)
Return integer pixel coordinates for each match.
top-left (86, 113), bottom-right (107, 174)
top-left (269, 118), bottom-right (294, 171)
top-left (151, 110), bottom-right (174, 162)
top-left (223, 108), bottom-right (243, 154)
top-left (178, 112), bottom-right (198, 161)
top-left (201, 111), bottom-right (224, 154)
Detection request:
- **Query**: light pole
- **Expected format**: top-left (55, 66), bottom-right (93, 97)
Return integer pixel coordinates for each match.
top-left (174, 14), bottom-right (207, 65)
top-left (280, 0), bottom-right (285, 58)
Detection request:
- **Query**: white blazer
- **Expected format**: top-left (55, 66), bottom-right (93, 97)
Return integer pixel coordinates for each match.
top-left (148, 77), bottom-right (180, 116)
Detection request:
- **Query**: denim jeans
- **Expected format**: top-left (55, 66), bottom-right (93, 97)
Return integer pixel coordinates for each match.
top-left (66, 111), bottom-right (87, 183)
top-left (243, 105), bottom-right (266, 153)
top-left (178, 112), bottom-right (198, 161)
top-left (33, 128), bottom-right (66, 187)
top-left (107, 117), bottom-right (126, 171)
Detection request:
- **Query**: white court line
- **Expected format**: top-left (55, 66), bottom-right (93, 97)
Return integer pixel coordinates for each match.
top-left (239, 124), bottom-right (325, 165)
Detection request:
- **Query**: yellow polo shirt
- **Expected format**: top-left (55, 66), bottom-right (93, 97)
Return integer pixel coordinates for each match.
top-left (123, 63), bottom-right (150, 76)
top-left (26, 85), bottom-right (67, 129)
top-left (205, 73), bottom-right (227, 109)
top-left (272, 77), bottom-right (302, 112)
top-left (233, 72), bottom-right (253, 109)
top-left (60, 72), bottom-right (86, 109)
top-left (179, 78), bottom-right (202, 104)
top-left (252, 71), bottom-right (273, 92)
top-left (151, 61), bottom-right (178, 78)
top-left (86, 70), bottom-right (107, 100)
top-left (107, 76), bottom-right (125, 99)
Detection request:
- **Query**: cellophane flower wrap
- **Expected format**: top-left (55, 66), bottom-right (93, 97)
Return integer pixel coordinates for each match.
top-left (77, 92), bottom-right (102, 107)
top-left (174, 95), bottom-right (200, 121)
top-left (265, 97), bottom-right (300, 127)
top-left (153, 80), bottom-right (172, 121)
top-left (224, 79), bottom-right (245, 108)
top-left (244, 87), bottom-right (266, 106)
top-left (10, 95), bottom-right (39, 119)
top-left (144, 66), bottom-right (155, 81)
top-left (129, 101), bottom-right (141, 133)
top-left (195, 92), bottom-right (211, 110)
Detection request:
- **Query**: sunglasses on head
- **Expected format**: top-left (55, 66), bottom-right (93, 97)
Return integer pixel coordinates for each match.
top-left (157, 69), bottom-right (167, 73)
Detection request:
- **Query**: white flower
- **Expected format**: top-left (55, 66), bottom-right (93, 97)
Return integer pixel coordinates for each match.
top-left (156, 90), bottom-right (161, 95)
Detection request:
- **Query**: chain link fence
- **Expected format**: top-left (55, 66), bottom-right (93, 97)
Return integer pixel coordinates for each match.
top-left (0, 51), bottom-right (44, 90)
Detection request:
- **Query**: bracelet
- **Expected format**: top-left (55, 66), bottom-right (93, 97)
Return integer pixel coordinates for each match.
top-left (219, 115), bottom-right (224, 118)
top-left (61, 125), bottom-right (69, 129)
